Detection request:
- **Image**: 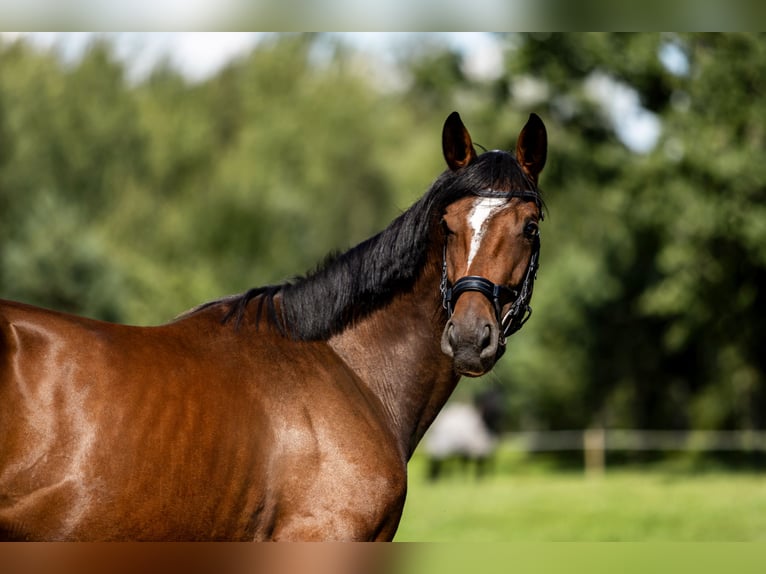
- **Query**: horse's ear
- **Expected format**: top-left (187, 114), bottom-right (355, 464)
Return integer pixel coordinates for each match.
top-left (516, 113), bottom-right (547, 185)
top-left (442, 111), bottom-right (477, 171)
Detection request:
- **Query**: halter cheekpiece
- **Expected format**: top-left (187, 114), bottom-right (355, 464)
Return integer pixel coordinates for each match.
top-left (440, 189), bottom-right (542, 346)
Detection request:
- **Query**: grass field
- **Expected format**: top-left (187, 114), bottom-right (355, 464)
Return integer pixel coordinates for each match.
top-left (394, 448), bottom-right (766, 541)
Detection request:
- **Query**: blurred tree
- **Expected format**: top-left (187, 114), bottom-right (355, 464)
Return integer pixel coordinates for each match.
top-left (487, 33), bottom-right (766, 434)
top-left (184, 35), bottom-right (402, 289)
top-left (632, 33), bottom-right (766, 430)
top-left (0, 39), bottom-right (148, 321)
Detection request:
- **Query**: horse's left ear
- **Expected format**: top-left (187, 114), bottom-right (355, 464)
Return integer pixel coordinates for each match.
top-left (516, 113), bottom-right (547, 185)
top-left (442, 111), bottom-right (477, 171)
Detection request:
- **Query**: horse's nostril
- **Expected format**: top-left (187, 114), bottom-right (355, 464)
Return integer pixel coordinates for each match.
top-left (478, 322), bottom-right (499, 361)
top-left (441, 321), bottom-right (456, 358)
top-left (448, 323), bottom-right (458, 348)
top-left (480, 324), bottom-right (492, 350)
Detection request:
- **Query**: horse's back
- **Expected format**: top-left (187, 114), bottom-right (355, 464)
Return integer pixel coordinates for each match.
top-left (0, 300), bottom-right (405, 540)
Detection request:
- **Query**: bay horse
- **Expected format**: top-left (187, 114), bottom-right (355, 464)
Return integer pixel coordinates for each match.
top-left (0, 111), bottom-right (546, 541)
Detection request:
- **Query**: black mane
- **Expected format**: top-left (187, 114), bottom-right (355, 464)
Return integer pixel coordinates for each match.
top-left (206, 151), bottom-right (541, 340)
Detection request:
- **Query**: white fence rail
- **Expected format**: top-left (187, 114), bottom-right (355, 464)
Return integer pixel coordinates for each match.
top-left (502, 429), bottom-right (766, 475)
top-left (504, 429), bottom-right (766, 451)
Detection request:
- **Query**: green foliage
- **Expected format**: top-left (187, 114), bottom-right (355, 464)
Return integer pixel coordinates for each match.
top-left (1, 33), bottom-right (764, 433)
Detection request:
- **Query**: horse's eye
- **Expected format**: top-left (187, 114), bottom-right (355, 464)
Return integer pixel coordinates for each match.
top-left (441, 219), bottom-right (455, 235)
top-left (524, 222), bottom-right (539, 238)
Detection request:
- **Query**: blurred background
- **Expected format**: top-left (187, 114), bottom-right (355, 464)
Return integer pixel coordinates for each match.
top-left (1, 32), bottom-right (765, 541)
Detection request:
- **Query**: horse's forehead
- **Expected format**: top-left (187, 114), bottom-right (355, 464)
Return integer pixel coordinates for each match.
top-left (463, 197), bottom-right (510, 266)
top-left (468, 196), bottom-right (512, 228)
top-left (444, 195), bottom-right (539, 270)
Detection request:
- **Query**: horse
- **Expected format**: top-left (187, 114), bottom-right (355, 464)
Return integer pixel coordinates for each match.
top-left (0, 110), bottom-right (546, 541)
top-left (423, 402), bottom-right (496, 481)
top-left (424, 386), bottom-right (508, 481)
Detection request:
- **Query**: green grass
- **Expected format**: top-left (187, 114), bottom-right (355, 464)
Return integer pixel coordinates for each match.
top-left (395, 449), bottom-right (766, 541)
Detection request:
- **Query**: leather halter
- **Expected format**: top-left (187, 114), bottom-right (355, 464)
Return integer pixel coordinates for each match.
top-left (440, 190), bottom-right (542, 346)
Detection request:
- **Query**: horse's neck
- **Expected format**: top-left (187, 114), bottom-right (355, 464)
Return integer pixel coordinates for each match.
top-left (328, 257), bottom-right (460, 460)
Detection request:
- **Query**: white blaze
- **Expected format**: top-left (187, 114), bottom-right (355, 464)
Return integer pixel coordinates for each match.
top-left (466, 197), bottom-right (506, 268)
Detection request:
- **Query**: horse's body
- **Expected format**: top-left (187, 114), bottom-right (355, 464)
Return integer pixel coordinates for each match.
top-left (0, 112), bottom-right (547, 540)
top-left (0, 299), bottom-right (411, 540)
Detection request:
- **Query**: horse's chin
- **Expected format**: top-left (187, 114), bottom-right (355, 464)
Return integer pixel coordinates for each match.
top-left (456, 367), bottom-right (488, 378)
top-left (451, 347), bottom-right (505, 377)
top-left (452, 356), bottom-right (496, 378)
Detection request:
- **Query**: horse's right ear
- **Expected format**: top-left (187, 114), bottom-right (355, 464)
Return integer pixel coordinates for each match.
top-left (516, 113), bottom-right (547, 185)
top-left (442, 112), bottom-right (477, 171)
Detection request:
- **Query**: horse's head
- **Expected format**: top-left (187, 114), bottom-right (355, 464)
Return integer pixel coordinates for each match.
top-left (439, 112), bottom-right (546, 377)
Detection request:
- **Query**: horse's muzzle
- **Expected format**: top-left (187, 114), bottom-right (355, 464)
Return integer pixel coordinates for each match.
top-left (440, 315), bottom-right (503, 377)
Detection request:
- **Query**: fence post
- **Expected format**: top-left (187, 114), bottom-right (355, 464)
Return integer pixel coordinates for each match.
top-left (583, 427), bottom-right (606, 478)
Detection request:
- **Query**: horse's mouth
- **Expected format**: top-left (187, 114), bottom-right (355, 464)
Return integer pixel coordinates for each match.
top-left (451, 347), bottom-right (504, 378)
top-left (456, 366), bottom-right (488, 378)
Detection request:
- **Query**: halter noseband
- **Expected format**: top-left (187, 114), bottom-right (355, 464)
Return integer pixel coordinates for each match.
top-left (440, 190), bottom-right (542, 346)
